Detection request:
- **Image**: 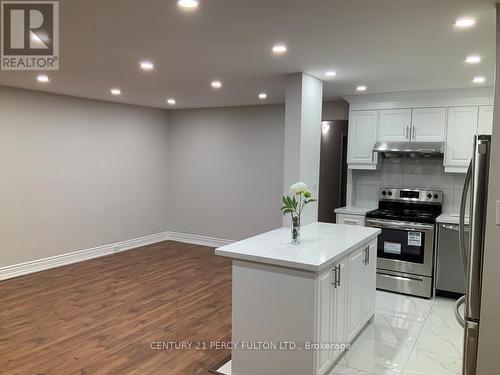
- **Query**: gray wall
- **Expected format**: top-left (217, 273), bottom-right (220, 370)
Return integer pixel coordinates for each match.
top-left (167, 104), bottom-right (285, 240)
top-left (0, 91), bottom-right (347, 268)
top-left (477, 4), bottom-right (500, 373)
top-left (322, 100), bottom-right (349, 121)
top-left (0, 86), bottom-right (170, 268)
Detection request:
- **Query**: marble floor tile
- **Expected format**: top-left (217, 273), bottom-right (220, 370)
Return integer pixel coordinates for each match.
top-left (375, 291), bottom-right (432, 323)
top-left (414, 324), bottom-right (463, 359)
top-left (330, 364), bottom-right (377, 375)
top-left (361, 313), bottom-right (424, 347)
top-left (402, 350), bottom-right (462, 375)
top-left (425, 302), bottom-right (464, 331)
top-left (432, 296), bottom-right (458, 307)
top-left (340, 337), bottom-right (413, 375)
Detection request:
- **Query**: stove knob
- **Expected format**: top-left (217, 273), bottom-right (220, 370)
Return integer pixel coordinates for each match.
top-left (433, 194), bottom-right (439, 199)
top-left (427, 193), bottom-right (432, 199)
top-left (387, 191), bottom-right (392, 196)
top-left (382, 190), bottom-right (387, 196)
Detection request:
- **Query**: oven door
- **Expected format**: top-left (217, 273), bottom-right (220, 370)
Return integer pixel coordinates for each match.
top-left (365, 218), bottom-right (435, 277)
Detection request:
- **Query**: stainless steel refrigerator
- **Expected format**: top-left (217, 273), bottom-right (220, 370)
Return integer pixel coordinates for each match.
top-left (455, 134), bottom-right (492, 375)
top-left (318, 120), bottom-right (348, 223)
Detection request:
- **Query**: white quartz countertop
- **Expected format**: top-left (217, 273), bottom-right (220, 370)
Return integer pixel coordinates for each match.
top-left (215, 222), bottom-right (381, 272)
top-left (436, 213), bottom-right (470, 225)
top-left (334, 206), bottom-right (377, 215)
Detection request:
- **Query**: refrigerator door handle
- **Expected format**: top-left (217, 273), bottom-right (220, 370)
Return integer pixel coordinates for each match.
top-left (459, 161), bottom-right (473, 273)
top-left (465, 137), bottom-right (490, 321)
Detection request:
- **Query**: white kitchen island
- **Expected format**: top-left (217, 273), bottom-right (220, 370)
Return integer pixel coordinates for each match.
top-left (215, 222), bottom-right (381, 375)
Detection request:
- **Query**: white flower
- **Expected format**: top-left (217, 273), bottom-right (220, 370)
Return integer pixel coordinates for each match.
top-left (289, 181), bottom-right (309, 195)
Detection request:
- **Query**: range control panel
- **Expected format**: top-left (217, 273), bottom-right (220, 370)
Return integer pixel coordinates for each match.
top-left (380, 188), bottom-right (443, 204)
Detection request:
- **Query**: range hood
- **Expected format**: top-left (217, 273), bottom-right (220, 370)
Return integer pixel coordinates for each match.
top-left (373, 141), bottom-right (445, 158)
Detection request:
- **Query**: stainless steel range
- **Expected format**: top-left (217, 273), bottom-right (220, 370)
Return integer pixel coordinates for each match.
top-left (365, 188), bottom-right (442, 298)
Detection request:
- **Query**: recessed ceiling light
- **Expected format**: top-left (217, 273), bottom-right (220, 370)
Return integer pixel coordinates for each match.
top-left (167, 98), bottom-right (176, 105)
top-left (454, 17), bottom-right (476, 28)
top-left (325, 71), bottom-right (337, 77)
top-left (272, 44), bottom-right (287, 55)
top-left (258, 93), bottom-right (268, 100)
top-left (472, 76), bottom-right (485, 84)
top-left (110, 88), bottom-right (121, 95)
top-left (211, 80), bottom-right (222, 89)
top-left (37, 74), bottom-right (49, 83)
top-left (140, 61), bottom-right (154, 71)
top-left (465, 55), bottom-right (481, 64)
top-left (356, 85), bottom-right (367, 92)
top-left (177, 0), bottom-right (198, 9)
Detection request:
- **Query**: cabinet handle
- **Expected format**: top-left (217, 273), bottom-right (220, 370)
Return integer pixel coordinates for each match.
top-left (405, 126), bottom-right (409, 140)
top-left (332, 267), bottom-right (338, 288)
top-left (336, 265), bottom-right (341, 287)
top-left (412, 127), bottom-right (416, 140)
top-left (363, 246), bottom-right (369, 265)
top-left (344, 219), bottom-right (359, 225)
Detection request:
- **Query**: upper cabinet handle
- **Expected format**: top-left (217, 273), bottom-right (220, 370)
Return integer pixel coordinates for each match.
top-left (412, 127), bottom-right (416, 140)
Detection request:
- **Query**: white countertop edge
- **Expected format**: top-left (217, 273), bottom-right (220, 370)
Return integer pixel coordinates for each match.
top-left (334, 206), bottom-right (377, 215)
top-left (215, 230), bottom-right (381, 272)
top-left (436, 213), bottom-right (470, 225)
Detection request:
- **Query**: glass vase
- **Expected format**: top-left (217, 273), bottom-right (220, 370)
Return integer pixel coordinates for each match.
top-left (291, 216), bottom-right (301, 245)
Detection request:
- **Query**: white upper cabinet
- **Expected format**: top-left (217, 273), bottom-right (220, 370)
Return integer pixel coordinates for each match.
top-left (444, 106), bottom-right (479, 173)
top-left (347, 110), bottom-right (378, 169)
top-left (411, 107), bottom-right (447, 142)
top-left (378, 109), bottom-right (412, 142)
top-left (346, 90), bottom-right (493, 173)
top-left (478, 106), bottom-right (494, 135)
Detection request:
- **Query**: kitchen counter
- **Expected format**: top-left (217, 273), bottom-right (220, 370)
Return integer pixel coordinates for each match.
top-left (215, 222), bottom-right (381, 375)
top-left (437, 213), bottom-right (470, 225)
top-left (334, 206), bottom-right (377, 215)
top-left (215, 222), bottom-right (381, 272)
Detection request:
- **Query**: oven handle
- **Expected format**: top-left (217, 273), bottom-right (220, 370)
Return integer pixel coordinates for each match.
top-left (377, 272), bottom-right (424, 283)
top-left (365, 218), bottom-right (434, 231)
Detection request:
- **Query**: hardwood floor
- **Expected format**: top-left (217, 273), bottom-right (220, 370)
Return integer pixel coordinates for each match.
top-left (0, 241), bottom-right (232, 374)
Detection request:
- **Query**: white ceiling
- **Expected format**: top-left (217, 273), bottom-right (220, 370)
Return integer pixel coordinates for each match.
top-left (0, 0), bottom-right (496, 109)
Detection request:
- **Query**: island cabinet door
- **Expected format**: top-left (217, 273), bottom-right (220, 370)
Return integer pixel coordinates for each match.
top-left (362, 241), bottom-right (377, 322)
top-left (331, 259), bottom-right (348, 364)
top-left (316, 268), bottom-right (333, 375)
top-left (347, 247), bottom-right (366, 342)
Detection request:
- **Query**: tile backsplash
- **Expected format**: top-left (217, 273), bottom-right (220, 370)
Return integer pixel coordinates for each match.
top-left (353, 158), bottom-right (465, 214)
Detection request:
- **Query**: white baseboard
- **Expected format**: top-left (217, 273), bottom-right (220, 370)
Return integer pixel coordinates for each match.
top-left (168, 231), bottom-right (234, 248)
top-left (0, 231), bottom-right (233, 282)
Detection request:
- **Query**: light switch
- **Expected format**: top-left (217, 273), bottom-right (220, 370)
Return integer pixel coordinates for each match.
top-left (497, 201), bottom-right (500, 226)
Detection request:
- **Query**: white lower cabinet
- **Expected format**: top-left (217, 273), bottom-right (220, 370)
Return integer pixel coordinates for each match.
top-left (347, 242), bottom-right (377, 343)
top-left (317, 269), bottom-right (334, 375)
top-left (316, 240), bottom-right (376, 375)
